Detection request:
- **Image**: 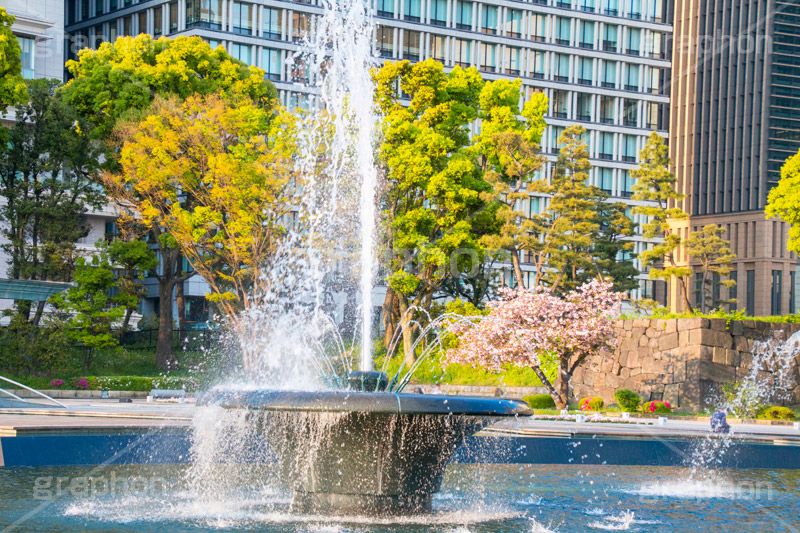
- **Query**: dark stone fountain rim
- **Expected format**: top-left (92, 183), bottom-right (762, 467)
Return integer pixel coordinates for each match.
top-left (198, 388), bottom-right (533, 417)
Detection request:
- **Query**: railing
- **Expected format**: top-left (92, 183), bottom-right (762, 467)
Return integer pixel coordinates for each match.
top-left (0, 375), bottom-right (69, 408)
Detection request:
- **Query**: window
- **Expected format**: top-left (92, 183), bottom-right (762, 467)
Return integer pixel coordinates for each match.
top-left (620, 169), bottom-right (635, 197)
top-left (232, 2), bottom-right (253, 34)
top-left (598, 167), bottom-right (613, 193)
top-left (110, 0), bottom-right (117, 11)
top-left (17, 37), bottom-right (35, 79)
top-left (581, 0), bottom-right (596, 12)
top-left (527, 50), bottom-right (544, 78)
top-left (169, 2), bottom-right (178, 33)
top-left (154, 6), bottom-right (163, 36)
top-left (138, 11), bottom-right (147, 33)
top-left (730, 271), bottom-right (738, 312)
top-left (479, 42), bottom-right (496, 72)
top-left (109, 24), bottom-right (117, 42)
top-left (551, 90), bottom-right (569, 118)
top-left (505, 9), bottom-right (522, 38)
top-left (603, 24), bottom-right (618, 51)
top-left (553, 53), bottom-right (569, 82)
top-left (577, 57), bottom-right (593, 84)
top-left (626, 27), bottom-right (641, 55)
top-left (622, 134), bottom-right (637, 162)
top-left (403, 30), bottom-right (420, 60)
top-left (647, 67), bottom-right (662, 94)
top-left (602, 60), bottom-right (616, 88)
top-left (455, 1), bottom-right (472, 30)
top-left (576, 93), bottom-right (592, 120)
top-left (123, 16), bottom-right (132, 36)
top-left (645, 102), bottom-right (660, 129)
top-left (551, 126), bottom-right (565, 154)
top-left (430, 35), bottom-right (446, 61)
top-left (600, 96), bottom-right (615, 124)
top-left (623, 99), bottom-right (638, 126)
top-left (604, 0), bottom-right (619, 16)
top-left (649, 0), bottom-right (664, 22)
top-left (453, 38), bottom-right (471, 67)
top-left (555, 17), bottom-right (570, 45)
top-left (81, 0), bottom-right (89, 21)
top-left (207, 39), bottom-right (220, 49)
top-left (94, 24), bottom-right (103, 47)
top-left (376, 26), bottom-right (393, 57)
top-left (599, 131), bottom-right (614, 159)
top-left (481, 5), bottom-right (498, 34)
top-left (292, 12), bottom-right (308, 42)
top-left (579, 20), bottom-right (594, 48)
top-left (96, 0), bottom-right (104, 16)
top-left (627, 0), bottom-right (641, 19)
top-left (772, 270), bottom-right (783, 315)
top-left (625, 63), bottom-right (639, 91)
top-left (262, 48), bottom-right (281, 81)
top-left (430, 0), bottom-right (447, 26)
top-left (186, 0), bottom-right (223, 30)
top-left (529, 13), bottom-right (546, 42)
top-left (404, 0), bottom-right (421, 22)
top-left (263, 8), bottom-right (282, 39)
top-left (231, 43), bottom-right (252, 65)
top-left (746, 270), bottom-right (755, 316)
top-left (377, 0), bottom-right (394, 18)
top-left (648, 31), bottom-right (664, 58)
top-left (505, 47), bottom-right (521, 75)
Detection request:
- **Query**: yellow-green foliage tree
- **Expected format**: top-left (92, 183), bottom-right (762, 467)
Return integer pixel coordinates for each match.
top-left (632, 132), bottom-right (693, 311)
top-left (107, 94), bottom-right (299, 370)
top-left (374, 59), bottom-right (491, 365)
top-left (684, 224), bottom-right (737, 313)
top-left (767, 149), bottom-right (800, 253)
top-left (62, 35), bottom-right (278, 138)
top-left (0, 8), bottom-right (26, 112)
top-left (475, 79), bottom-right (548, 289)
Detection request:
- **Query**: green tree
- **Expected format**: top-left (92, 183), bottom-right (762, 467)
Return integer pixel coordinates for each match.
top-left (61, 34), bottom-right (278, 139)
top-left (0, 8), bottom-right (26, 112)
top-left (475, 79), bottom-right (548, 289)
top-left (374, 59), bottom-right (490, 365)
top-left (766, 149), bottom-right (800, 253)
top-left (631, 132), bottom-right (693, 311)
top-left (49, 252), bottom-right (125, 372)
top-left (685, 224), bottom-right (737, 313)
top-left (63, 34), bottom-right (279, 368)
top-left (0, 79), bottom-right (105, 325)
top-left (107, 94), bottom-right (299, 370)
top-left (105, 238), bottom-right (158, 334)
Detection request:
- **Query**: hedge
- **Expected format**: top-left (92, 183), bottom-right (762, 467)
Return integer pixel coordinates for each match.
top-left (50, 376), bottom-right (199, 392)
top-left (759, 406), bottom-right (796, 421)
top-left (614, 388), bottom-right (641, 412)
top-left (643, 400), bottom-right (672, 414)
top-left (579, 397), bottom-right (604, 411)
top-left (523, 394), bottom-right (556, 409)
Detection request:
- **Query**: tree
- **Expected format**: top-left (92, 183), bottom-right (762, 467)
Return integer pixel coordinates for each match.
top-left (592, 200), bottom-right (639, 293)
top-left (0, 8), bottom-right (26, 112)
top-left (684, 224), bottom-right (737, 313)
top-left (49, 253), bottom-right (125, 372)
top-left (105, 238), bottom-right (158, 333)
top-left (0, 79), bottom-right (105, 325)
top-left (374, 59), bottom-right (491, 366)
top-left (631, 132), bottom-right (693, 311)
top-left (446, 279), bottom-right (622, 409)
top-left (475, 79), bottom-right (548, 289)
top-left (63, 34), bottom-right (279, 369)
top-left (61, 34), bottom-right (278, 139)
top-left (766, 149), bottom-right (800, 253)
top-left (107, 94), bottom-right (300, 370)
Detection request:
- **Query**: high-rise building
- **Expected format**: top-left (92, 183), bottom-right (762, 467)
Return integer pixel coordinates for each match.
top-left (64, 0), bottom-right (672, 304)
top-left (670, 0), bottom-right (800, 315)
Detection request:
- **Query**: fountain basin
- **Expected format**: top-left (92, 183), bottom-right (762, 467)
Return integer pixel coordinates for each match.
top-left (198, 389), bottom-right (532, 515)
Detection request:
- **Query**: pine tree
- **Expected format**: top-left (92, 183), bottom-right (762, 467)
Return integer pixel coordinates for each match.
top-left (684, 224), bottom-right (737, 313)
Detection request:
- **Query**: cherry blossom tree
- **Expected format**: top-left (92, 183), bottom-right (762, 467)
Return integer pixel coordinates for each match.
top-left (445, 279), bottom-right (622, 408)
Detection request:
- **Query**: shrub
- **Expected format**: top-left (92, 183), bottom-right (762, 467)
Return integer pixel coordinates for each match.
top-left (69, 376), bottom-right (199, 392)
top-left (72, 377), bottom-right (91, 390)
top-left (579, 397), bottom-right (604, 411)
top-left (643, 401), bottom-right (672, 414)
top-left (614, 388), bottom-right (641, 412)
top-left (49, 379), bottom-right (65, 389)
top-left (759, 406), bottom-right (796, 421)
top-left (722, 380), bottom-right (762, 419)
top-left (523, 394), bottom-right (556, 409)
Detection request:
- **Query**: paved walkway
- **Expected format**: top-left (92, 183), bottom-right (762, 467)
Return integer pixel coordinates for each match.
top-left (2, 399), bottom-right (800, 442)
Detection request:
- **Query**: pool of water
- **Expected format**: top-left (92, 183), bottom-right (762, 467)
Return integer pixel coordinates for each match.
top-left (1, 463), bottom-right (797, 532)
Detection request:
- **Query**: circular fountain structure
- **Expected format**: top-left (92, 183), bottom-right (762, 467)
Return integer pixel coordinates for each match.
top-left (198, 372), bottom-right (532, 516)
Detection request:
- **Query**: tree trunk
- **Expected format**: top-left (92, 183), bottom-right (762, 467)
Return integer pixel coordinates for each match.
top-left (511, 249), bottom-right (526, 289)
top-left (31, 300), bottom-right (46, 328)
top-left (176, 278), bottom-right (186, 330)
top-left (678, 276), bottom-right (694, 313)
top-left (121, 308), bottom-right (133, 335)
top-left (156, 280), bottom-right (178, 370)
top-left (530, 364), bottom-right (562, 408)
top-left (397, 296), bottom-right (415, 368)
top-left (382, 288), bottom-right (396, 349)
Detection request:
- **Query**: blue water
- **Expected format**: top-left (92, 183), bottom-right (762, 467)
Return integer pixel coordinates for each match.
top-left (0, 464), bottom-right (798, 531)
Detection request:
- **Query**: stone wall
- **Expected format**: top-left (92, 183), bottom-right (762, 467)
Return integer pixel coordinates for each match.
top-left (571, 318), bottom-right (800, 410)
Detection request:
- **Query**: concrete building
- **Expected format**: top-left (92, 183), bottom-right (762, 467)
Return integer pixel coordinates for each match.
top-left (669, 0), bottom-right (800, 315)
top-left (64, 0), bottom-right (673, 306)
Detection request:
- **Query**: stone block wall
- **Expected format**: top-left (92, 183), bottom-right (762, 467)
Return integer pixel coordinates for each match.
top-left (571, 318), bottom-right (800, 410)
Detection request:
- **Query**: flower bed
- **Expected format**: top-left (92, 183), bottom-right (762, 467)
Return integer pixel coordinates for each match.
top-left (532, 414), bottom-right (653, 425)
top-left (45, 376), bottom-right (199, 392)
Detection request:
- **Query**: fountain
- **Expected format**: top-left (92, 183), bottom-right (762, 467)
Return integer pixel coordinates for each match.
top-left (194, 0), bottom-right (533, 517)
